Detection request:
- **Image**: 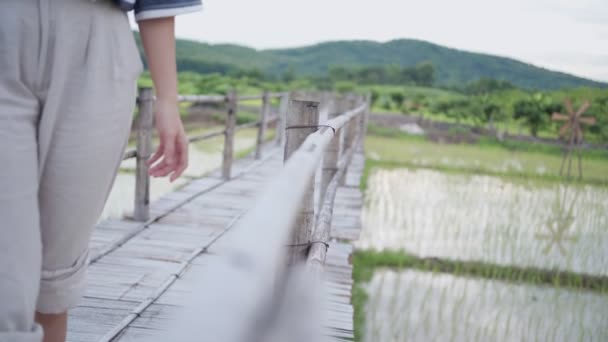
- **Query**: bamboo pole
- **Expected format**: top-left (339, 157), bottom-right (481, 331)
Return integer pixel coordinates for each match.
top-left (284, 99), bottom-right (320, 264)
top-left (577, 143), bottom-right (583, 180)
top-left (361, 92), bottom-right (371, 140)
top-left (565, 130), bottom-right (575, 178)
top-left (134, 87), bottom-right (154, 222)
top-left (177, 94), bottom-right (225, 103)
top-left (319, 98), bottom-right (341, 214)
top-left (255, 91), bottom-right (270, 159)
top-left (222, 90), bottom-right (237, 180)
top-left (340, 96), bottom-right (358, 185)
top-left (276, 92), bottom-right (290, 146)
top-left (307, 142), bottom-right (358, 272)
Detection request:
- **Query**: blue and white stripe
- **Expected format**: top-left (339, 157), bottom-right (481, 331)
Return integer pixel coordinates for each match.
top-left (115, 0), bottom-right (202, 21)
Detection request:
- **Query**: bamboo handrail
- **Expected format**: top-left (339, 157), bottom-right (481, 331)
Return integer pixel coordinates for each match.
top-left (164, 94), bottom-right (370, 342)
top-left (178, 94), bottom-right (226, 103)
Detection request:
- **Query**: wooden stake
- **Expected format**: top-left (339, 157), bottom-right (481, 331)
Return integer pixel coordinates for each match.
top-left (222, 90), bottom-right (237, 180)
top-left (276, 93), bottom-right (289, 146)
top-left (341, 95), bottom-right (359, 185)
top-left (255, 91), bottom-right (270, 159)
top-left (284, 99), bottom-right (320, 264)
top-left (134, 87), bottom-right (154, 222)
top-left (566, 131), bottom-right (575, 178)
top-left (577, 142), bottom-right (583, 180)
top-left (361, 92), bottom-right (371, 139)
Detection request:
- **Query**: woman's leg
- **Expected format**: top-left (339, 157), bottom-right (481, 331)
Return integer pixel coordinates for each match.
top-left (0, 1), bottom-right (45, 341)
top-left (0, 82), bottom-right (45, 342)
top-left (33, 1), bottom-right (142, 340)
top-left (33, 314), bottom-right (65, 342)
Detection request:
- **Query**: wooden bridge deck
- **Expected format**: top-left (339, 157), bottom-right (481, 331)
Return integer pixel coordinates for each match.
top-left (67, 144), bottom-right (364, 342)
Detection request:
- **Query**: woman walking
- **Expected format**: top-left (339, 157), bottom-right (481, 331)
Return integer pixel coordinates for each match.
top-left (0, 0), bottom-right (201, 341)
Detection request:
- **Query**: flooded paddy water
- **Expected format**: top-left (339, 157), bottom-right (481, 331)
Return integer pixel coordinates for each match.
top-left (364, 270), bottom-right (608, 342)
top-left (100, 127), bottom-right (260, 220)
top-left (359, 169), bottom-right (608, 275)
top-left (357, 168), bottom-right (608, 341)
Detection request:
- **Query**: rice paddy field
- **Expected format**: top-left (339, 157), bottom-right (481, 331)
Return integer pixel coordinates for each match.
top-left (363, 270), bottom-right (608, 342)
top-left (355, 127), bottom-right (608, 341)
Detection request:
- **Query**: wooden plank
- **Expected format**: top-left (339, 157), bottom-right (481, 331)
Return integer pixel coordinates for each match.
top-left (113, 326), bottom-right (162, 341)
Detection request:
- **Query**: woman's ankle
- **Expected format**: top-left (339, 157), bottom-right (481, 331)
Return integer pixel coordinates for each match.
top-left (35, 312), bottom-right (67, 342)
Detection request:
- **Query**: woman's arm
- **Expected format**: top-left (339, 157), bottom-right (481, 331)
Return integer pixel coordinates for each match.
top-left (138, 17), bottom-right (188, 182)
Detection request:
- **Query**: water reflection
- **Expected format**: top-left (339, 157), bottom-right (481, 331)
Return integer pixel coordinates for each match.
top-left (535, 185), bottom-right (580, 256)
top-left (364, 270), bottom-right (608, 342)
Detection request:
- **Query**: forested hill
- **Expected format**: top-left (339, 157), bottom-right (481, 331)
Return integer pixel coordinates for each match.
top-left (266, 40), bottom-right (607, 90)
top-left (138, 34), bottom-right (606, 90)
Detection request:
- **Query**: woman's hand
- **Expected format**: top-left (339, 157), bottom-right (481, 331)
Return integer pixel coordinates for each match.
top-left (138, 17), bottom-right (188, 182)
top-left (146, 98), bottom-right (189, 182)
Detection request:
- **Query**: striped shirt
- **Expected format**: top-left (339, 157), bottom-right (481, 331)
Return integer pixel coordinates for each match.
top-left (115, 0), bottom-right (202, 21)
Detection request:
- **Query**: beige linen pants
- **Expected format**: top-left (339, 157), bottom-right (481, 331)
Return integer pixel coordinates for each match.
top-left (0, 0), bottom-right (143, 340)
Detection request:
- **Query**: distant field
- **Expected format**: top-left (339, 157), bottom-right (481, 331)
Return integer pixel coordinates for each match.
top-left (363, 128), bottom-right (608, 187)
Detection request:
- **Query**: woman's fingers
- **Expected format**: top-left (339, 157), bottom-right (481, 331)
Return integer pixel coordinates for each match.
top-left (148, 138), bottom-right (173, 177)
top-left (161, 132), bottom-right (176, 168)
top-left (150, 162), bottom-right (172, 177)
top-left (170, 135), bottom-right (189, 182)
top-left (147, 142), bottom-right (164, 167)
top-left (149, 132), bottom-right (186, 179)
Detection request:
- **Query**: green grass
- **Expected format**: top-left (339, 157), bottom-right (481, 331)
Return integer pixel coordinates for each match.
top-left (366, 123), bottom-right (608, 159)
top-left (477, 136), bottom-right (608, 159)
top-left (361, 159), bottom-right (608, 192)
top-left (236, 110), bottom-right (260, 125)
top-left (363, 126), bottom-right (608, 190)
top-left (353, 250), bottom-right (608, 292)
top-left (352, 283), bottom-right (368, 342)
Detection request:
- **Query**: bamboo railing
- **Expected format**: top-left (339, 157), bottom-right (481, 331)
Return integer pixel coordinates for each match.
top-left (162, 91), bottom-right (370, 342)
top-left (123, 88), bottom-right (289, 222)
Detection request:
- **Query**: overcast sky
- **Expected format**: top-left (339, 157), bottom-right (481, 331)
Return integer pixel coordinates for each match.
top-left (135, 0), bottom-right (608, 82)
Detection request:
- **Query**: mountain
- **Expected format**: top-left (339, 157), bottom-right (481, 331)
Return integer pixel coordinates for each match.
top-left (266, 40), bottom-right (607, 90)
top-left (145, 34), bottom-right (607, 90)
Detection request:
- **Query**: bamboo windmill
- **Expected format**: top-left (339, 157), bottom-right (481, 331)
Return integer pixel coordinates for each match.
top-left (552, 99), bottom-right (595, 179)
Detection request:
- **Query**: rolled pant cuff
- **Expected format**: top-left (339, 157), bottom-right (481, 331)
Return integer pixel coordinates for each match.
top-left (0, 324), bottom-right (43, 342)
top-left (36, 250), bottom-right (90, 314)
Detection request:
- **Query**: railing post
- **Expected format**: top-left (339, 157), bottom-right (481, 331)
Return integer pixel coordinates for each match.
top-left (284, 98), bottom-right (320, 264)
top-left (276, 92), bottom-right (289, 146)
top-left (134, 87), bottom-right (154, 222)
top-left (222, 90), bottom-right (237, 180)
top-left (361, 93), bottom-right (371, 139)
top-left (255, 91), bottom-right (270, 159)
top-left (340, 96), bottom-right (358, 185)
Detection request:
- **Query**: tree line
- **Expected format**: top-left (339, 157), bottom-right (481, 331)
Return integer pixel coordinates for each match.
top-left (372, 84), bottom-right (608, 141)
